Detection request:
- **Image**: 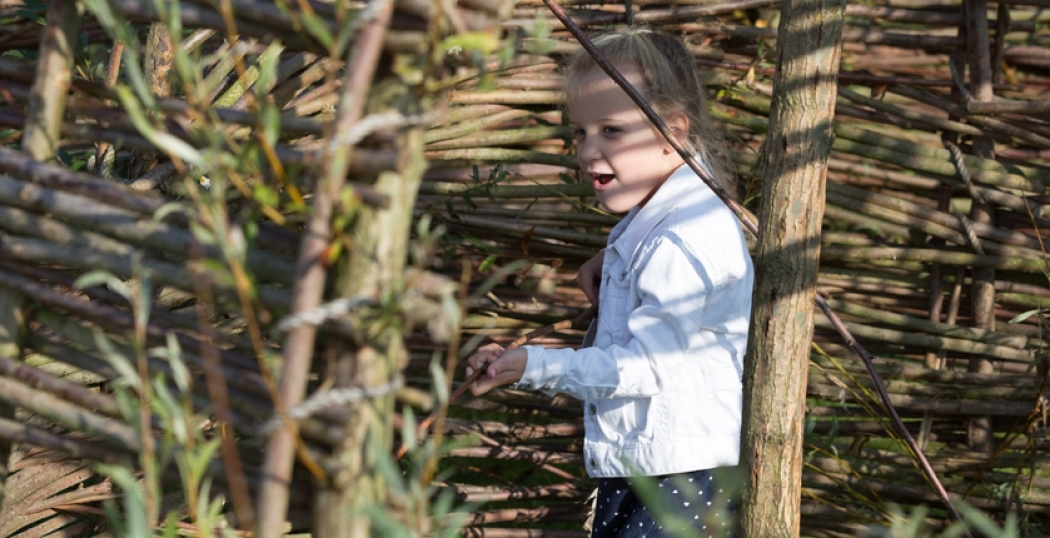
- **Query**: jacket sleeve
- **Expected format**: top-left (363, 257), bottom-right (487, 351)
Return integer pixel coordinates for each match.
top-left (517, 233), bottom-right (723, 400)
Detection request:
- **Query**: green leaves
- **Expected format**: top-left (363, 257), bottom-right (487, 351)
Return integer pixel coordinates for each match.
top-left (96, 464), bottom-right (151, 538)
top-left (116, 85), bottom-right (205, 167)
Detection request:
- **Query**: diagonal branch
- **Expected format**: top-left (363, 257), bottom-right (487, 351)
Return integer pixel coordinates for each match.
top-left (541, 0), bottom-right (967, 528)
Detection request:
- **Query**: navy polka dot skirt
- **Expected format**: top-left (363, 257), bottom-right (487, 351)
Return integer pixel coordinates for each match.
top-left (590, 467), bottom-right (739, 538)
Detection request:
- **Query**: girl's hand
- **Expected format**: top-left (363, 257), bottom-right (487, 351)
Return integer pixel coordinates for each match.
top-left (464, 343), bottom-right (526, 396)
top-left (576, 250), bottom-right (605, 305)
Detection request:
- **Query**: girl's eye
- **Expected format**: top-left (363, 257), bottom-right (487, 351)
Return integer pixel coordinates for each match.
top-left (601, 126), bottom-right (621, 135)
top-left (572, 128), bottom-right (585, 139)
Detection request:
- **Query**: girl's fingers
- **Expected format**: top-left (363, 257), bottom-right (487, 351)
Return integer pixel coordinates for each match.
top-left (477, 343), bottom-right (505, 355)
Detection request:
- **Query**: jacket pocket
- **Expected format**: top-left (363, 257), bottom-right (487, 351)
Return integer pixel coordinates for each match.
top-left (598, 271), bottom-right (631, 335)
top-left (593, 396), bottom-right (653, 446)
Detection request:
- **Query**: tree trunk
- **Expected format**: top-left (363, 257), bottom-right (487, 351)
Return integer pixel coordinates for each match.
top-left (739, 0), bottom-right (845, 534)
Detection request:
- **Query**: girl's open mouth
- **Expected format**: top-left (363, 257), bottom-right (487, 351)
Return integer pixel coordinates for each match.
top-left (592, 173), bottom-right (614, 185)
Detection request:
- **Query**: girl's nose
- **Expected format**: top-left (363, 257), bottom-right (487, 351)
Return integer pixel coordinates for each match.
top-left (577, 138), bottom-right (600, 163)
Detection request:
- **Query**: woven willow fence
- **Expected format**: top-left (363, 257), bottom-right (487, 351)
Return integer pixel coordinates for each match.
top-left (0, 0), bottom-right (1049, 535)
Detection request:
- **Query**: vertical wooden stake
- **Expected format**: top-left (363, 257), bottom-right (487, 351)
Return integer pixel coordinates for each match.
top-left (739, 0), bottom-right (845, 533)
top-left (254, 0), bottom-right (397, 534)
top-left (21, 0), bottom-right (79, 162)
top-left (5, 0), bottom-right (78, 508)
top-left (128, 23), bottom-right (174, 179)
top-left (0, 288), bottom-right (26, 508)
top-left (965, 0), bottom-right (997, 454)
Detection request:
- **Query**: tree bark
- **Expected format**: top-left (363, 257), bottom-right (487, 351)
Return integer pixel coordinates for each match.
top-left (253, 1), bottom-right (396, 533)
top-left (739, 0), bottom-right (845, 534)
top-left (314, 118), bottom-right (428, 538)
top-left (21, 0), bottom-right (78, 162)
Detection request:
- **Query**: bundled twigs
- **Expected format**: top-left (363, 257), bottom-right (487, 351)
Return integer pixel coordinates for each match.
top-left (2, 0), bottom-right (1050, 533)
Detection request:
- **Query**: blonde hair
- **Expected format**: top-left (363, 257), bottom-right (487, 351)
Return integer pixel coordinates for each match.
top-left (564, 28), bottom-right (735, 194)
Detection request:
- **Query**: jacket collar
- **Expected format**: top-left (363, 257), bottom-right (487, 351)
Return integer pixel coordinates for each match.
top-left (609, 161), bottom-right (709, 263)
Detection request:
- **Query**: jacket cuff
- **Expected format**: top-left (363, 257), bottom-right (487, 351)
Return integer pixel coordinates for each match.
top-left (510, 345), bottom-right (566, 395)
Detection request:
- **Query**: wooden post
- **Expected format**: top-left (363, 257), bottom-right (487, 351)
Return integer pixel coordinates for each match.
top-left (739, 0), bottom-right (845, 533)
top-left (21, 0), bottom-right (78, 162)
top-left (0, 288), bottom-right (26, 508)
top-left (254, 0), bottom-right (396, 534)
top-left (2, 0), bottom-right (77, 508)
top-left (965, 0), bottom-right (997, 454)
top-left (314, 126), bottom-right (427, 536)
top-left (128, 23), bottom-right (174, 179)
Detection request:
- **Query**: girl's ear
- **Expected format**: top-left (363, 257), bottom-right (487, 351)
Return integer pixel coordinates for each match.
top-left (664, 111), bottom-right (690, 153)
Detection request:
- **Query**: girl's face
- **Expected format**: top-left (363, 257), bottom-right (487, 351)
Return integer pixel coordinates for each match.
top-left (567, 65), bottom-right (687, 213)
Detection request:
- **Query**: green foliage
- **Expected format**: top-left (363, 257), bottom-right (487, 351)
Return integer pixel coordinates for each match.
top-left (863, 501), bottom-right (1022, 538)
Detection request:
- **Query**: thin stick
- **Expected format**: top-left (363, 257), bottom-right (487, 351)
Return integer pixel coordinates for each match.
top-left (395, 304), bottom-right (597, 460)
top-left (542, 0), bottom-right (967, 526)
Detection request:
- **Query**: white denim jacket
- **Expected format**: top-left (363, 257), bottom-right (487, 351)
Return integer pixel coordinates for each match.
top-left (517, 162), bottom-right (754, 477)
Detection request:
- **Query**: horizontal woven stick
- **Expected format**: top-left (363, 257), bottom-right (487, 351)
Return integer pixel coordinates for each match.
top-left (809, 372), bottom-right (1042, 403)
top-left (441, 223), bottom-right (599, 261)
top-left (105, 0), bottom-right (323, 53)
top-left (701, 58), bottom-right (1027, 91)
top-left (813, 317), bottom-right (1034, 362)
top-left (0, 375), bottom-right (139, 450)
top-left (10, 262), bottom-right (258, 355)
top-left (460, 505), bottom-right (585, 526)
top-left (721, 91), bottom-right (1050, 190)
top-left (802, 469), bottom-right (1050, 512)
top-left (0, 146), bottom-right (163, 214)
top-left (426, 148), bottom-right (577, 168)
top-left (449, 90), bottom-right (564, 105)
top-left (447, 445), bottom-right (582, 465)
top-left (0, 264), bottom-right (265, 386)
top-left (824, 190), bottom-right (1044, 260)
top-left (420, 181), bottom-right (591, 198)
top-left (427, 126), bottom-right (570, 151)
top-left (837, 87), bottom-right (1003, 141)
top-left (449, 481), bottom-right (585, 503)
top-left (26, 311), bottom-right (319, 446)
top-left (447, 206), bottom-right (619, 226)
top-left (443, 418), bottom-right (585, 439)
top-left (828, 181), bottom-right (1046, 252)
top-left (0, 352), bottom-right (120, 417)
top-left (0, 417), bottom-right (125, 463)
top-left (438, 213), bottom-right (607, 248)
top-left (0, 230), bottom-right (291, 313)
top-left (821, 245), bottom-right (1050, 273)
top-left (426, 108), bottom-right (530, 143)
top-left (888, 84), bottom-right (1050, 149)
top-left (822, 298), bottom-right (1029, 348)
top-left (0, 177), bottom-right (296, 284)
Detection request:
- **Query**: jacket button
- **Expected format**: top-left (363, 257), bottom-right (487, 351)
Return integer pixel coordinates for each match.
top-left (619, 271), bottom-right (627, 281)
top-left (589, 458), bottom-right (597, 468)
top-left (589, 404), bottom-right (597, 415)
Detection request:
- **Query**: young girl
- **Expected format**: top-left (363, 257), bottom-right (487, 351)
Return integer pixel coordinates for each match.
top-left (465, 29), bottom-right (753, 538)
